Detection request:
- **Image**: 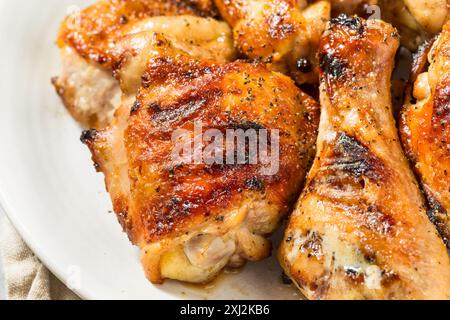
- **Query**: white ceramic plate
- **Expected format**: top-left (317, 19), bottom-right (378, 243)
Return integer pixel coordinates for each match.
top-left (0, 0), bottom-right (300, 300)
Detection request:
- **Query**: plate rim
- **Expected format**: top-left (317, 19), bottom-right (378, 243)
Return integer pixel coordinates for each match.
top-left (0, 190), bottom-right (89, 299)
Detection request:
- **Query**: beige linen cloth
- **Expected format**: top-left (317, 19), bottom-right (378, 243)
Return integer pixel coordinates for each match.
top-left (0, 217), bottom-right (79, 300)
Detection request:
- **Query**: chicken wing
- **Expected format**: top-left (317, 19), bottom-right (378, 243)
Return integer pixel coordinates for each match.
top-left (53, 0), bottom-right (236, 129)
top-left (82, 54), bottom-right (319, 284)
top-left (400, 21), bottom-right (450, 246)
top-left (279, 15), bottom-right (450, 300)
top-left (214, 0), bottom-right (331, 84)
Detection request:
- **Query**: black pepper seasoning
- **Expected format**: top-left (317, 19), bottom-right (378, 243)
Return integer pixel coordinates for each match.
top-left (296, 58), bottom-right (312, 73)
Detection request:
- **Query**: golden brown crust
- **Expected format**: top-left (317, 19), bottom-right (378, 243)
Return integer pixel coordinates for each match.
top-left (400, 21), bottom-right (450, 246)
top-left (279, 15), bottom-right (450, 300)
top-left (57, 0), bottom-right (217, 68)
top-left (215, 0), bottom-right (300, 59)
top-left (53, 1), bottom-right (235, 129)
top-left (214, 0), bottom-right (331, 84)
top-left (123, 58), bottom-right (318, 242)
top-left (83, 54), bottom-right (319, 282)
top-left (330, 1), bottom-right (449, 50)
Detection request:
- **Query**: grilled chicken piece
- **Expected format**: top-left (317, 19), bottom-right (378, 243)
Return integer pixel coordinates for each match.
top-left (329, 1), bottom-right (449, 49)
top-left (53, 0), bottom-right (235, 129)
top-left (82, 54), bottom-right (319, 284)
top-left (214, 0), bottom-right (331, 84)
top-left (403, 0), bottom-right (449, 34)
top-left (279, 15), bottom-right (450, 300)
top-left (400, 21), bottom-right (450, 246)
top-left (377, 0), bottom-right (449, 49)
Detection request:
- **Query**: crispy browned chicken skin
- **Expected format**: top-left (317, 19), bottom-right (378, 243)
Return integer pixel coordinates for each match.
top-left (279, 15), bottom-right (450, 300)
top-left (400, 21), bottom-right (450, 246)
top-left (214, 0), bottom-right (331, 84)
top-left (330, 0), bottom-right (449, 49)
top-left (53, 0), bottom-right (235, 129)
top-left (83, 54), bottom-right (319, 284)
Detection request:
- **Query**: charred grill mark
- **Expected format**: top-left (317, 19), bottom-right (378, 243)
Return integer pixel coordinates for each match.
top-left (148, 102), bottom-right (162, 113)
top-left (141, 142), bottom-right (283, 240)
top-left (152, 98), bottom-right (206, 123)
top-left (330, 14), bottom-right (364, 34)
top-left (319, 52), bottom-right (348, 80)
top-left (245, 177), bottom-right (265, 191)
top-left (188, 119), bottom-right (270, 170)
top-left (130, 100), bottom-right (142, 115)
top-left (425, 191), bottom-right (450, 246)
top-left (143, 150), bottom-right (285, 240)
top-left (229, 120), bottom-right (265, 131)
top-left (306, 133), bottom-right (395, 236)
top-left (149, 88), bottom-right (223, 124)
top-left (319, 14), bottom-right (388, 93)
top-left (80, 129), bottom-right (99, 144)
top-left (142, 56), bottom-right (215, 88)
top-left (329, 133), bottom-right (384, 180)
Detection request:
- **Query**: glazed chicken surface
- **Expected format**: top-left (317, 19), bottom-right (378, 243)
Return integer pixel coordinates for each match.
top-left (214, 0), bottom-right (331, 84)
top-left (329, 0), bottom-right (449, 49)
top-left (82, 52), bottom-right (319, 283)
top-left (53, 0), bottom-right (236, 129)
top-left (212, 0), bottom-right (449, 89)
top-left (400, 21), bottom-right (450, 246)
top-left (278, 16), bottom-right (450, 299)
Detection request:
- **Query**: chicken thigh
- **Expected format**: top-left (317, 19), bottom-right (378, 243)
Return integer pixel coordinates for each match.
top-left (53, 0), bottom-right (236, 129)
top-left (400, 21), bottom-right (450, 246)
top-left (82, 54), bottom-right (320, 284)
top-left (279, 15), bottom-right (450, 300)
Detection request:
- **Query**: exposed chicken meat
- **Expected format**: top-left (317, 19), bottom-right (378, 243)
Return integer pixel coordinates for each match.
top-left (82, 55), bottom-right (320, 284)
top-left (279, 15), bottom-right (450, 300)
top-left (400, 21), bottom-right (450, 246)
